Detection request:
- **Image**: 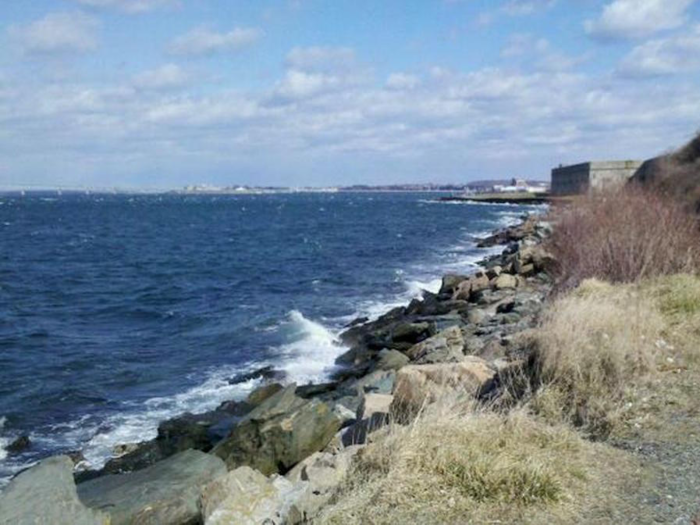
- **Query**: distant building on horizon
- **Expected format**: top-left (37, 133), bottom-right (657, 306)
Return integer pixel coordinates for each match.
top-left (551, 160), bottom-right (643, 195)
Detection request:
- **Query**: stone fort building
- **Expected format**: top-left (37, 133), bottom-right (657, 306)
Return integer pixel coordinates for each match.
top-left (551, 160), bottom-right (643, 195)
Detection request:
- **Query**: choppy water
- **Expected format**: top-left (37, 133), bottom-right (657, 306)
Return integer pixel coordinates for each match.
top-left (0, 191), bottom-right (541, 484)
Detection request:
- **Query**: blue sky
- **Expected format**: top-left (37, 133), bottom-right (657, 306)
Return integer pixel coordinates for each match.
top-left (1, 0), bottom-right (700, 189)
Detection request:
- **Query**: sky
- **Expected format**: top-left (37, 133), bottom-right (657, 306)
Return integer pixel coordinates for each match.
top-left (1, 0), bottom-right (700, 189)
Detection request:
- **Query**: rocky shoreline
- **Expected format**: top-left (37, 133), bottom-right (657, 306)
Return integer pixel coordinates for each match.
top-left (0, 213), bottom-right (555, 524)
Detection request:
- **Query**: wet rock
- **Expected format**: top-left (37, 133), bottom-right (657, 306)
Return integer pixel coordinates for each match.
top-left (77, 450), bottom-right (226, 525)
top-left (248, 382), bottom-right (285, 406)
top-left (344, 316), bottom-right (369, 328)
top-left (7, 435), bottom-right (31, 455)
top-left (212, 385), bottom-right (342, 475)
top-left (229, 365), bottom-right (283, 386)
top-left (405, 326), bottom-right (465, 364)
top-left (295, 382), bottom-right (337, 399)
top-left (0, 456), bottom-right (109, 525)
top-left (200, 466), bottom-right (307, 525)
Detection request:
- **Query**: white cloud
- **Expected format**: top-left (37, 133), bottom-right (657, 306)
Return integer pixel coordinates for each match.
top-left (69, 0), bottom-right (179, 14)
top-left (273, 70), bottom-right (346, 99)
top-left (2, 44), bottom-right (700, 186)
top-left (386, 73), bottom-right (420, 90)
top-left (619, 24), bottom-right (700, 75)
top-left (585, 0), bottom-right (696, 40)
top-left (169, 26), bottom-right (262, 56)
top-left (133, 64), bottom-right (189, 90)
top-left (501, 0), bottom-right (557, 16)
top-left (7, 12), bottom-right (100, 55)
top-left (285, 46), bottom-right (355, 71)
top-left (501, 34), bottom-right (589, 72)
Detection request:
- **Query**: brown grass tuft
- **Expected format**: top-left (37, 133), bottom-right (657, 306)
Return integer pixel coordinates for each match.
top-left (317, 403), bottom-right (637, 524)
top-left (530, 279), bottom-right (666, 436)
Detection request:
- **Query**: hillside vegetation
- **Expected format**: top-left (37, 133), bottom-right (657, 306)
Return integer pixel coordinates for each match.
top-left (633, 131), bottom-right (700, 211)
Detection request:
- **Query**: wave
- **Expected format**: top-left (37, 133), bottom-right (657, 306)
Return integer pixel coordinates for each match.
top-left (275, 310), bottom-right (347, 385)
top-left (24, 310), bottom-right (347, 473)
top-left (0, 417), bottom-right (8, 462)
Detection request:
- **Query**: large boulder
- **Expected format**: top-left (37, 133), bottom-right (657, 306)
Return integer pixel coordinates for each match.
top-left (390, 322), bottom-right (431, 344)
top-left (0, 456), bottom-right (109, 525)
top-left (77, 449), bottom-right (226, 525)
top-left (354, 370), bottom-right (395, 395)
top-left (212, 385), bottom-right (342, 475)
top-left (439, 274), bottom-right (469, 296)
top-left (405, 326), bottom-right (465, 364)
top-left (452, 273), bottom-right (490, 302)
top-left (493, 273), bottom-right (518, 290)
top-left (200, 466), bottom-right (307, 525)
top-left (285, 446), bottom-right (363, 523)
top-left (515, 245), bottom-right (555, 274)
top-left (391, 359), bottom-right (496, 419)
top-left (375, 349), bottom-right (410, 371)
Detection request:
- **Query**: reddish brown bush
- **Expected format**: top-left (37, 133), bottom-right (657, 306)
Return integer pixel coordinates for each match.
top-left (546, 188), bottom-right (700, 289)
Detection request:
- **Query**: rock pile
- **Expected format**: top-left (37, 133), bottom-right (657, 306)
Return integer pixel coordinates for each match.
top-left (1, 213), bottom-right (554, 525)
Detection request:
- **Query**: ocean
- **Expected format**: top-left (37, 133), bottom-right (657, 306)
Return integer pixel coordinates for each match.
top-left (0, 191), bottom-right (541, 485)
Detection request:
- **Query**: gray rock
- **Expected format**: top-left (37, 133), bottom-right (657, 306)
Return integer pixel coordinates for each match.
top-left (493, 273), bottom-right (518, 290)
top-left (212, 385), bottom-right (342, 475)
top-left (439, 274), bottom-right (469, 295)
top-left (0, 456), bottom-right (109, 525)
top-left (405, 326), bottom-right (465, 364)
top-left (375, 349), bottom-right (410, 371)
top-left (355, 370), bottom-right (396, 395)
top-left (200, 466), bottom-right (307, 525)
top-left (391, 322), bottom-right (430, 344)
top-left (77, 450), bottom-right (226, 525)
top-left (248, 383), bottom-right (285, 406)
top-left (285, 446), bottom-right (363, 523)
top-left (466, 308), bottom-right (488, 325)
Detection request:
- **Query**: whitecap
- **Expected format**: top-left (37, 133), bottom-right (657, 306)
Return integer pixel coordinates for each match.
top-left (74, 368), bottom-right (262, 470)
top-left (0, 417), bottom-right (8, 462)
top-left (275, 310), bottom-right (347, 385)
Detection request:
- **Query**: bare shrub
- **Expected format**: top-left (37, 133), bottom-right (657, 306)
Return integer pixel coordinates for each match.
top-left (547, 187), bottom-right (700, 289)
top-left (530, 279), bottom-right (665, 436)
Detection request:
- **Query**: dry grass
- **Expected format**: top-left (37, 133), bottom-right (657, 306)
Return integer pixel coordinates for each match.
top-left (316, 403), bottom-right (637, 525)
top-left (529, 279), bottom-right (666, 437)
top-left (546, 188), bottom-right (700, 290)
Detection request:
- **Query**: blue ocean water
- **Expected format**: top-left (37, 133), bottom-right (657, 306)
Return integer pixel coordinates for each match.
top-left (0, 192), bottom-right (539, 483)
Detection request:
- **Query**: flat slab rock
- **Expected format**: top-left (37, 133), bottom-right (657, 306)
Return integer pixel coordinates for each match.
top-left (77, 449), bottom-right (226, 525)
top-left (0, 456), bottom-right (109, 525)
top-left (201, 466), bottom-right (307, 525)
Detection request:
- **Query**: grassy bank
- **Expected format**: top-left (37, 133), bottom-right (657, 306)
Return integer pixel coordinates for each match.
top-left (318, 183), bottom-right (700, 523)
